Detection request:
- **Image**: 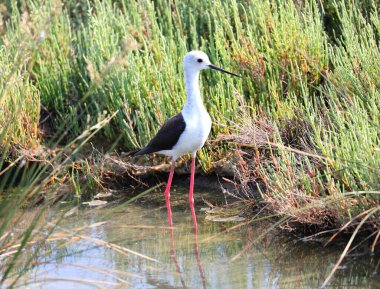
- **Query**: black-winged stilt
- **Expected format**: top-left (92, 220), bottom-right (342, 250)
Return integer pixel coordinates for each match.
top-left (135, 51), bottom-right (240, 231)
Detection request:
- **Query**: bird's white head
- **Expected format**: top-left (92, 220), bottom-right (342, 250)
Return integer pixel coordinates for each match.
top-left (184, 51), bottom-right (211, 72)
top-left (183, 50), bottom-right (240, 77)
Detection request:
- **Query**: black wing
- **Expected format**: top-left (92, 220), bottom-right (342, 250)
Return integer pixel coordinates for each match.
top-left (134, 112), bottom-right (186, 156)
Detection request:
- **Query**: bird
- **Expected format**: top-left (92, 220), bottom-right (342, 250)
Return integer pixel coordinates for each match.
top-left (135, 51), bottom-right (240, 231)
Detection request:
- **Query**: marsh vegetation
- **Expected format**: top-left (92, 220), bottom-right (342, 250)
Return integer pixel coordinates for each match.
top-left (1, 0), bottom-right (379, 287)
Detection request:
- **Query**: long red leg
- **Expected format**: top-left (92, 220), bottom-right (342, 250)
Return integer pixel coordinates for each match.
top-left (189, 156), bottom-right (198, 233)
top-left (165, 162), bottom-right (175, 227)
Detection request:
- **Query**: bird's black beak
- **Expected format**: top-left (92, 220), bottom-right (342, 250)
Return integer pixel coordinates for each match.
top-left (208, 64), bottom-right (241, 77)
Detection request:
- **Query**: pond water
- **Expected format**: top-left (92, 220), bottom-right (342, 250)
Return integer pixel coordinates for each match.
top-left (5, 185), bottom-right (380, 288)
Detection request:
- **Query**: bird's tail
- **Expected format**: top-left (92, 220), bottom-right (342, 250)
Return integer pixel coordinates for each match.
top-left (133, 147), bottom-right (151, 156)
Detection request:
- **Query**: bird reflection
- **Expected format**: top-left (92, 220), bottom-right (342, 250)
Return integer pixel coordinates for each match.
top-left (193, 224), bottom-right (207, 289)
top-left (167, 212), bottom-right (207, 289)
top-left (169, 225), bottom-right (186, 288)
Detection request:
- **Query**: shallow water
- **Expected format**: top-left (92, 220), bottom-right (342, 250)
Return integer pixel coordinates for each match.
top-left (6, 185), bottom-right (380, 289)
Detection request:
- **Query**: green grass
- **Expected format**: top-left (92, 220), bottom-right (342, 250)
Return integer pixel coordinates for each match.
top-left (224, 0), bottom-right (379, 238)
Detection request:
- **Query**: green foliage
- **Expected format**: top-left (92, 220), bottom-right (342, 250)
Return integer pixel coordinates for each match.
top-left (0, 27), bottom-right (40, 148)
top-left (316, 0), bottom-right (380, 196)
top-left (237, 0), bottom-right (380, 227)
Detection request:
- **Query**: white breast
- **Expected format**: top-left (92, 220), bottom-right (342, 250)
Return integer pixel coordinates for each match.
top-left (171, 107), bottom-right (211, 160)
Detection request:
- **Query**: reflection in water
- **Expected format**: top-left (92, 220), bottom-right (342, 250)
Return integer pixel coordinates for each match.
top-left (3, 185), bottom-right (380, 288)
top-left (193, 228), bottom-right (206, 289)
top-left (169, 221), bottom-right (186, 288)
top-left (168, 200), bottom-right (206, 289)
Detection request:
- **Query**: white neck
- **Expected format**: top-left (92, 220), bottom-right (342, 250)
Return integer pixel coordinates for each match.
top-left (183, 68), bottom-right (204, 112)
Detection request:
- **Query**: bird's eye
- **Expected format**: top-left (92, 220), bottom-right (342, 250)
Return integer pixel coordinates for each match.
top-left (197, 59), bottom-right (203, 63)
